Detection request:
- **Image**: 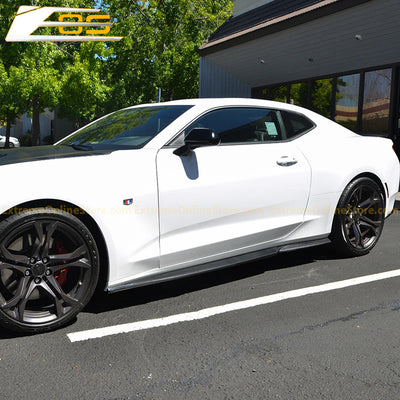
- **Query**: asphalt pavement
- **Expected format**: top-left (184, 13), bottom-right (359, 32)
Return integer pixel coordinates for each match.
top-left (1, 211), bottom-right (400, 399)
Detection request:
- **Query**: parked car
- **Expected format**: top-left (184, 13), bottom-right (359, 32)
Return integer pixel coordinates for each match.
top-left (0, 98), bottom-right (398, 334)
top-left (0, 135), bottom-right (20, 148)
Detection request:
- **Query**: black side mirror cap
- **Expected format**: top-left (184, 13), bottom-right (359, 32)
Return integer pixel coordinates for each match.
top-left (173, 128), bottom-right (220, 156)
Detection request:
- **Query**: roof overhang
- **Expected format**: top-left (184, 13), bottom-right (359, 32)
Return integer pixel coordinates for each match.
top-left (199, 0), bottom-right (371, 56)
top-left (199, 0), bottom-right (400, 88)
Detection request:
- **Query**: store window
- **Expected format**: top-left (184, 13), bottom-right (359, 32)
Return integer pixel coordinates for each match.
top-left (290, 82), bottom-right (308, 108)
top-left (255, 66), bottom-right (395, 138)
top-left (311, 79), bottom-right (333, 118)
top-left (335, 74), bottom-right (360, 131)
top-left (362, 69), bottom-right (392, 134)
top-left (270, 85), bottom-right (288, 103)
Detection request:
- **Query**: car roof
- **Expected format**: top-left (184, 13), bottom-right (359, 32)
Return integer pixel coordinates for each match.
top-left (127, 97), bottom-right (299, 110)
top-left (124, 97), bottom-right (326, 118)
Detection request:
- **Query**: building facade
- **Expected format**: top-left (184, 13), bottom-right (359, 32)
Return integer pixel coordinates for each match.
top-left (199, 0), bottom-right (400, 154)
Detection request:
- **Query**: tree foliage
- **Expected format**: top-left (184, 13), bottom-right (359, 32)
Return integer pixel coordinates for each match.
top-left (105, 0), bottom-right (233, 109)
top-left (0, 0), bottom-right (103, 144)
top-left (0, 61), bottom-right (26, 146)
top-left (11, 44), bottom-right (61, 145)
top-left (57, 44), bottom-right (111, 127)
top-left (0, 0), bottom-right (233, 144)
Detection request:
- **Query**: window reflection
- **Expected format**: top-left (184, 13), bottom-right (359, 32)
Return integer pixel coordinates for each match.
top-left (270, 85), bottom-right (288, 103)
top-left (311, 79), bottom-right (333, 118)
top-left (362, 69), bottom-right (391, 134)
top-left (258, 67), bottom-right (394, 136)
top-left (335, 74), bottom-right (360, 131)
top-left (290, 82), bottom-right (308, 108)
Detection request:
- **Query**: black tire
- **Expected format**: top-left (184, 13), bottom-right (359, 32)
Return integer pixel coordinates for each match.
top-left (330, 177), bottom-right (385, 256)
top-left (0, 207), bottom-right (99, 333)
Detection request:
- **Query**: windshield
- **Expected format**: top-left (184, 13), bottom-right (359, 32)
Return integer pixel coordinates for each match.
top-left (58, 105), bottom-right (193, 149)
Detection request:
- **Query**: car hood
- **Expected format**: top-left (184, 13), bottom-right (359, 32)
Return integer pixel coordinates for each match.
top-left (0, 145), bottom-right (112, 166)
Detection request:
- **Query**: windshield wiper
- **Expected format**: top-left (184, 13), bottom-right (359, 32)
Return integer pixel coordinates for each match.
top-left (69, 144), bottom-right (94, 151)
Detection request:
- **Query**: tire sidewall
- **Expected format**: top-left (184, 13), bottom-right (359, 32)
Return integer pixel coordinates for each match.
top-left (0, 207), bottom-right (100, 333)
top-left (332, 177), bottom-right (385, 256)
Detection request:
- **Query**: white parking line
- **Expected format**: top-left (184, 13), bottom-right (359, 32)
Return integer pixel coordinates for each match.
top-left (67, 268), bottom-right (400, 342)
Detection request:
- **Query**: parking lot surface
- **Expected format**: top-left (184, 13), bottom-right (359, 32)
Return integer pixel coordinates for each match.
top-left (1, 212), bottom-right (400, 400)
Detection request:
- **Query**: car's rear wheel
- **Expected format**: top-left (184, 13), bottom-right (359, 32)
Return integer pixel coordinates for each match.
top-left (8, 142), bottom-right (14, 148)
top-left (330, 177), bottom-right (385, 256)
top-left (0, 208), bottom-right (99, 333)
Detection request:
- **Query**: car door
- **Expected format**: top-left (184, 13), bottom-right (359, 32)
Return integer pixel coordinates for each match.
top-left (156, 107), bottom-right (312, 269)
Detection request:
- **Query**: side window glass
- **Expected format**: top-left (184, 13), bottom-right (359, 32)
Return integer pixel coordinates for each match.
top-left (185, 108), bottom-right (284, 144)
top-left (282, 111), bottom-right (314, 139)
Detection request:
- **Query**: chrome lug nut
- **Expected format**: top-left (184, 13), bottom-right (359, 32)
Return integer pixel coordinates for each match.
top-left (34, 277), bottom-right (41, 284)
top-left (29, 257), bottom-right (36, 264)
top-left (42, 257), bottom-right (49, 264)
top-left (45, 269), bottom-right (51, 276)
top-left (25, 270), bottom-right (31, 276)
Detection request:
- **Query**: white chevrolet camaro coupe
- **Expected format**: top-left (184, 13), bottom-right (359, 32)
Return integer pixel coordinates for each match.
top-left (0, 98), bottom-right (398, 333)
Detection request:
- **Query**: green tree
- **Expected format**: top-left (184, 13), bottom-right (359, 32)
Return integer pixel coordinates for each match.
top-left (58, 45), bottom-right (111, 128)
top-left (0, 62), bottom-right (25, 147)
top-left (0, 0), bottom-right (233, 144)
top-left (0, 0), bottom-right (105, 145)
top-left (105, 0), bottom-right (233, 109)
top-left (11, 44), bottom-right (61, 145)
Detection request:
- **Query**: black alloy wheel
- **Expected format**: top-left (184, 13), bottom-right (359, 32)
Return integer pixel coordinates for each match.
top-left (331, 177), bottom-right (385, 256)
top-left (0, 208), bottom-right (99, 333)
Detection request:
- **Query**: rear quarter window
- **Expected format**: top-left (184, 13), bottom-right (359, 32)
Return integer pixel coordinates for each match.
top-left (282, 111), bottom-right (315, 139)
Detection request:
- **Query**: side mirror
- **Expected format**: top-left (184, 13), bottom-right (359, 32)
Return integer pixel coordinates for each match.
top-left (173, 128), bottom-right (220, 156)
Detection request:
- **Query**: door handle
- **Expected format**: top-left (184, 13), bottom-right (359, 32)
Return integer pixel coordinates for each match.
top-left (276, 156), bottom-right (298, 166)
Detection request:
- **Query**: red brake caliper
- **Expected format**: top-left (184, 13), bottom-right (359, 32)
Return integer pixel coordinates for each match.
top-left (54, 238), bottom-right (69, 287)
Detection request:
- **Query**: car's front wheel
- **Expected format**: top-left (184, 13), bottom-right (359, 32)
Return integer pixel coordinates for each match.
top-left (0, 208), bottom-right (99, 333)
top-left (330, 177), bottom-right (385, 256)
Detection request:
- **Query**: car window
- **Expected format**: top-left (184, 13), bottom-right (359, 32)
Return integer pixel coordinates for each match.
top-left (281, 111), bottom-right (315, 139)
top-left (58, 105), bottom-right (193, 149)
top-left (184, 108), bottom-right (284, 144)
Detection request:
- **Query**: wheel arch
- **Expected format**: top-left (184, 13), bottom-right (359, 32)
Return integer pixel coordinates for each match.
top-left (327, 172), bottom-right (387, 234)
top-left (344, 172), bottom-right (387, 207)
top-left (329, 172), bottom-right (387, 256)
top-left (0, 198), bottom-right (110, 293)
